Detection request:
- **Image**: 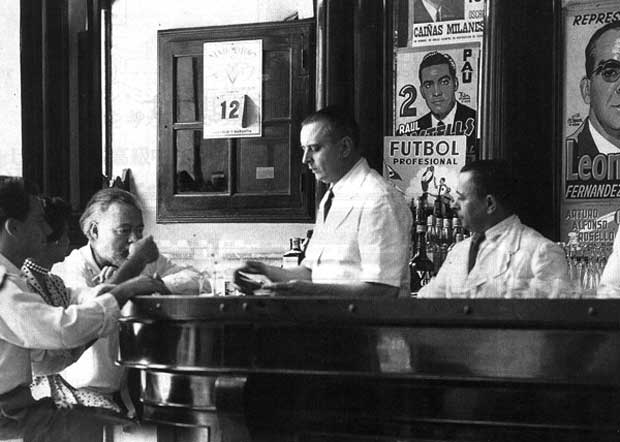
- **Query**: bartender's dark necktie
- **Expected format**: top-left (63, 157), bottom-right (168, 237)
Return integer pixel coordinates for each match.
top-left (467, 232), bottom-right (485, 273)
top-left (323, 189), bottom-right (334, 222)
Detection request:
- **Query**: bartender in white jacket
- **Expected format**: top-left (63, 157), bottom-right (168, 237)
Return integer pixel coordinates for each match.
top-left (418, 160), bottom-right (569, 298)
top-left (598, 227), bottom-right (620, 297)
top-left (235, 106), bottom-right (412, 297)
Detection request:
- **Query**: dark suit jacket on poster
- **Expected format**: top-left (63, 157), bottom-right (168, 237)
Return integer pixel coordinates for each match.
top-left (413, 0), bottom-right (464, 24)
top-left (416, 101), bottom-right (476, 131)
top-left (415, 101), bottom-right (477, 157)
top-left (566, 119), bottom-right (600, 162)
top-left (565, 118), bottom-right (620, 188)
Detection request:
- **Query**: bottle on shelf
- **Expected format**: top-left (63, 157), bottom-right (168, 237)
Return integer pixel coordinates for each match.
top-left (426, 215), bottom-right (436, 265)
top-left (440, 217), bottom-right (452, 247)
top-left (452, 216), bottom-right (464, 243)
top-left (410, 199), bottom-right (418, 252)
top-left (433, 196), bottom-right (443, 222)
top-left (416, 196), bottom-right (427, 228)
top-left (410, 223), bottom-right (434, 293)
top-left (282, 237), bottom-right (303, 268)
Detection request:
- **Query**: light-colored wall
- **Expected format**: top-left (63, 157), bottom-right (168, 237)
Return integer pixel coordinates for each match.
top-left (0, 0), bottom-right (22, 176)
top-left (111, 0), bottom-right (315, 283)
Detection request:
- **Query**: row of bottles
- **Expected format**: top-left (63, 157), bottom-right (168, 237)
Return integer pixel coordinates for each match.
top-left (410, 195), bottom-right (469, 294)
top-left (559, 241), bottom-right (612, 294)
top-left (282, 230), bottom-right (313, 268)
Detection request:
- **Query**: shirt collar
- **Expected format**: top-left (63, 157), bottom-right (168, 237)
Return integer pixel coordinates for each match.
top-left (431, 102), bottom-right (457, 127)
top-left (421, 0), bottom-right (439, 20)
top-left (588, 119), bottom-right (620, 155)
top-left (80, 244), bottom-right (103, 272)
top-left (483, 214), bottom-right (519, 241)
top-left (331, 157), bottom-right (366, 197)
top-left (0, 252), bottom-right (23, 275)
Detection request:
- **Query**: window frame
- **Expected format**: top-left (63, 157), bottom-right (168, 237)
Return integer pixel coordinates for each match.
top-left (157, 20), bottom-right (316, 223)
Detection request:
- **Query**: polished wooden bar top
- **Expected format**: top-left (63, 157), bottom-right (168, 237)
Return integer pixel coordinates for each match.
top-left (121, 295), bottom-right (619, 325)
top-left (118, 296), bottom-right (620, 441)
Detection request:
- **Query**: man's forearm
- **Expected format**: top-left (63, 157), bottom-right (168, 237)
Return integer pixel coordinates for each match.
top-left (263, 264), bottom-right (312, 282)
top-left (270, 280), bottom-right (399, 297)
top-left (108, 256), bottom-right (148, 284)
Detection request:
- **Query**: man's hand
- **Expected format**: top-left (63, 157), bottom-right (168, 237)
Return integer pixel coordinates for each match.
top-left (106, 236), bottom-right (160, 284)
top-left (233, 261), bottom-right (268, 295)
top-left (128, 235), bottom-right (159, 264)
top-left (92, 265), bottom-right (118, 284)
top-left (108, 274), bottom-right (170, 307)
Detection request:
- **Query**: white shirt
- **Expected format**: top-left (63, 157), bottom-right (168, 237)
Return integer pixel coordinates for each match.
top-left (431, 102), bottom-right (457, 127)
top-left (598, 225), bottom-right (620, 297)
top-left (589, 120), bottom-right (620, 155)
top-left (51, 245), bottom-right (201, 392)
top-left (0, 253), bottom-right (119, 395)
top-left (303, 158), bottom-right (412, 296)
top-left (421, 0), bottom-right (440, 21)
top-left (418, 215), bottom-right (569, 298)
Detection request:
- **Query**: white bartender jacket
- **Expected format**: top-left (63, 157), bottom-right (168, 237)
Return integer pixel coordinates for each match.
top-left (302, 158), bottom-right (412, 297)
top-left (599, 224), bottom-right (620, 297)
top-left (51, 245), bottom-right (200, 392)
top-left (418, 215), bottom-right (569, 298)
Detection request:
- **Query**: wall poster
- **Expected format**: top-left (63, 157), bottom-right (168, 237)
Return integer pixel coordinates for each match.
top-left (394, 43), bottom-right (480, 158)
top-left (406, 0), bottom-right (485, 47)
top-left (560, 1), bottom-right (620, 247)
top-left (385, 0), bottom-right (485, 203)
top-left (203, 39), bottom-right (262, 139)
top-left (384, 135), bottom-right (467, 203)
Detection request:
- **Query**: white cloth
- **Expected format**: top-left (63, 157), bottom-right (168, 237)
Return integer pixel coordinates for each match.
top-left (418, 215), bottom-right (569, 298)
top-left (51, 244), bottom-right (201, 392)
top-left (302, 158), bottom-right (412, 296)
top-left (598, 225), bottom-right (620, 297)
top-left (0, 253), bottom-right (120, 395)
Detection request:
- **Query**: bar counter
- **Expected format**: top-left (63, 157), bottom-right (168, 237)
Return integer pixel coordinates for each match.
top-left (118, 296), bottom-right (620, 442)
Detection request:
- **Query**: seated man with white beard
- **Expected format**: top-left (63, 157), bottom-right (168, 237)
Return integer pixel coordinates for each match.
top-left (52, 188), bottom-right (203, 410)
top-left (0, 177), bottom-right (165, 441)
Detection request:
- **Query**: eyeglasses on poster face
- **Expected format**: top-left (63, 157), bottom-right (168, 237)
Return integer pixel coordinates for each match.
top-left (592, 59), bottom-right (620, 83)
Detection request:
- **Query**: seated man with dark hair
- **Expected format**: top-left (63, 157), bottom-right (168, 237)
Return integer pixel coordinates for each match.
top-left (0, 177), bottom-right (166, 441)
top-left (23, 196), bottom-right (123, 414)
top-left (418, 160), bottom-right (569, 298)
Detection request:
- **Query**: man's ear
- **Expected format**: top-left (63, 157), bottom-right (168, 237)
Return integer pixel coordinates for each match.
top-left (339, 136), bottom-right (354, 159)
top-left (3, 218), bottom-right (19, 238)
top-left (87, 222), bottom-right (98, 241)
top-left (580, 76), bottom-right (591, 105)
top-left (485, 194), bottom-right (497, 214)
top-left (453, 76), bottom-right (459, 91)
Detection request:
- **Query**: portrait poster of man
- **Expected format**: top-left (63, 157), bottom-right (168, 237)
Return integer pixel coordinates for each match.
top-left (404, 0), bottom-right (485, 47)
top-left (561, 1), bottom-right (620, 245)
top-left (394, 43), bottom-right (479, 160)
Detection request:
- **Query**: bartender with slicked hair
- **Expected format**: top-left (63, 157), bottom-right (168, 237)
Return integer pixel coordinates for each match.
top-left (235, 106), bottom-right (412, 297)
